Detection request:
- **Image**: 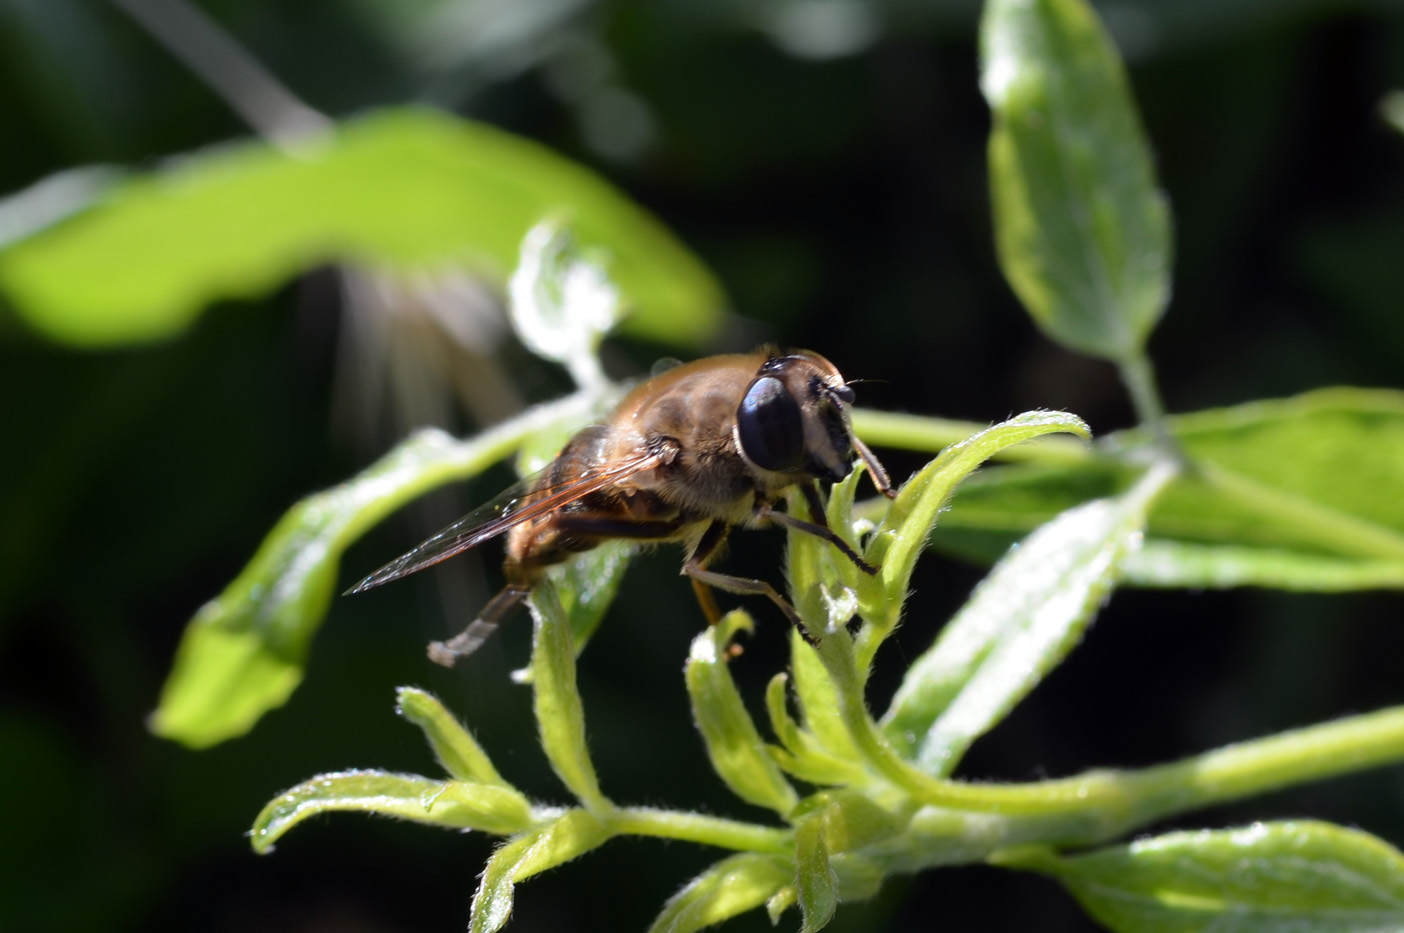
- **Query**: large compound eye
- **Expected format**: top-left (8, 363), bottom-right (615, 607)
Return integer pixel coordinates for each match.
top-left (737, 376), bottom-right (804, 472)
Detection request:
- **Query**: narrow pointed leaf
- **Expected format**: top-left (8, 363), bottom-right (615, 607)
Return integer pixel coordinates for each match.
top-left (511, 541), bottom-right (635, 683)
top-left (1009, 821), bottom-right (1404, 932)
top-left (471, 809), bottom-right (611, 933)
top-left (1, 107), bottom-right (722, 347)
top-left (983, 0), bottom-right (1171, 361)
top-left (884, 461), bottom-right (1175, 773)
top-left (686, 610), bottom-right (799, 815)
top-left (529, 578), bottom-right (609, 811)
top-left (860, 410), bottom-right (1091, 659)
top-left (648, 852), bottom-right (794, 933)
top-left (396, 687), bottom-right (510, 786)
top-left (766, 885), bottom-right (798, 925)
top-left (251, 769), bottom-right (534, 852)
top-left (789, 628), bottom-right (863, 764)
top-left (795, 815), bottom-right (838, 932)
top-left (151, 391), bottom-right (596, 748)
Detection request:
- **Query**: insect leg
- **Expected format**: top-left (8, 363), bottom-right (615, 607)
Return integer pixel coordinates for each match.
top-left (852, 435), bottom-right (896, 499)
top-left (427, 583), bottom-right (530, 667)
top-left (761, 484), bottom-right (877, 575)
top-left (683, 520), bottom-right (815, 643)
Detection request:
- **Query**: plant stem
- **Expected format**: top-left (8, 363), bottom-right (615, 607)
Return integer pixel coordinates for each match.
top-left (895, 704), bottom-right (1404, 846)
top-left (610, 807), bottom-right (792, 855)
top-left (1118, 352), bottom-right (1181, 460)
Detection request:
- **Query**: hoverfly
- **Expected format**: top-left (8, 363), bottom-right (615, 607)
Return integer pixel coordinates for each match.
top-left (349, 349), bottom-right (894, 666)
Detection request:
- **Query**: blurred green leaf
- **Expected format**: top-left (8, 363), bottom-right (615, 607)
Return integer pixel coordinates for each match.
top-left (396, 687), bottom-right (512, 787)
top-left (251, 769), bottom-right (534, 853)
top-left (648, 852), bottom-right (794, 933)
top-left (1005, 821), bottom-right (1404, 932)
top-left (882, 461), bottom-right (1175, 773)
top-left (685, 610), bottom-right (799, 816)
top-left (1383, 90), bottom-right (1404, 135)
top-left (1124, 541), bottom-right (1404, 590)
top-left (932, 389), bottom-right (1404, 588)
top-left (508, 220), bottom-right (618, 389)
top-left (0, 107), bottom-right (723, 347)
top-left (471, 809), bottom-right (611, 933)
top-left (982, 0), bottom-right (1171, 360)
top-left (151, 391), bottom-right (597, 749)
top-left (528, 578), bottom-right (610, 812)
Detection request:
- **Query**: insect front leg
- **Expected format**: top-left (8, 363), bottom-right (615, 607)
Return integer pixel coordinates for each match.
top-left (759, 482), bottom-right (877, 575)
top-left (682, 520), bottom-right (816, 644)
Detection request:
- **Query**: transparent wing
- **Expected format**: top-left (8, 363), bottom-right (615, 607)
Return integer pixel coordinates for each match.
top-left (345, 448), bottom-right (664, 594)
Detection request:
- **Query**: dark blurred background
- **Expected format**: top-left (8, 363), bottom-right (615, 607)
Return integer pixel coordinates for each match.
top-left (3, 1), bottom-right (1403, 930)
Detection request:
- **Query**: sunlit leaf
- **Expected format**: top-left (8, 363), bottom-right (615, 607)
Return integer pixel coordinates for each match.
top-left (648, 852), bottom-right (794, 933)
top-left (251, 769), bottom-right (534, 853)
top-left (470, 809), bottom-right (611, 933)
top-left (859, 410), bottom-right (1091, 662)
top-left (983, 0), bottom-right (1171, 361)
top-left (1124, 540), bottom-right (1404, 590)
top-left (931, 389), bottom-right (1404, 589)
top-left (0, 107), bottom-right (722, 347)
top-left (396, 687), bottom-right (511, 786)
top-left (1006, 821), bottom-right (1404, 932)
top-left (883, 462), bottom-right (1175, 773)
top-left (508, 220), bottom-right (618, 389)
top-left (685, 610), bottom-right (799, 815)
top-left (528, 578), bottom-right (610, 812)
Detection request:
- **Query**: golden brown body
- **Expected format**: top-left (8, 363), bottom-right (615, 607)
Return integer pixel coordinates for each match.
top-left (349, 349), bottom-right (892, 665)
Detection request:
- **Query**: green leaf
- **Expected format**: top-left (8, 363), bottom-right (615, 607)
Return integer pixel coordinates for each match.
top-left (795, 789), bottom-right (907, 855)
top-left (470, 809), bottom-right (612, 933)
top-left (764, 674), bottom-right (866, 786)
top-left (931, 389), bottom-right (1404, 589)
top-left (251, 769), bottom-right (534, 853)
top-left (883, 461), bottom-right (1175, 773)
top-left (685, 610), bottom-right (799, 816)
top-left (860, 410), bottom-right (1091, 660)
top-left (528, 578), bottom-right (610, 812)
top-left (396, 687), bottom-right (511, 786)
top-left (0, 107), bottom-right (723, 347)
top-left (766, 885), bottom-right (798, 925)
top-left (510, 541), bottom-right (635, 684)
top-left (1008, 821), bottom-right (1404, 932)
top-left (1123, 541), bottom-right (1404, 590)
top-left (982, 0), bottom-right (1171, 361)
top-left (789, 627), bottom-right (864, 766)
top-left (1383, 90), bottom-right (1404, 136)
top-left (851, 409), bottom-right (1094, 465)
top-left (648, 852), bottom-right (794, 933)
top-left (151, 392), bottom-right (597, 748)
top-left (795, 815), bottom-right (838, 932)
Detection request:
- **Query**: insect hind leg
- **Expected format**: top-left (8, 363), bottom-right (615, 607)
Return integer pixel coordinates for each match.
top-left (428, 583), bottom-right (530, 667)
top-left (683, 520), bottom-right (818, 645)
